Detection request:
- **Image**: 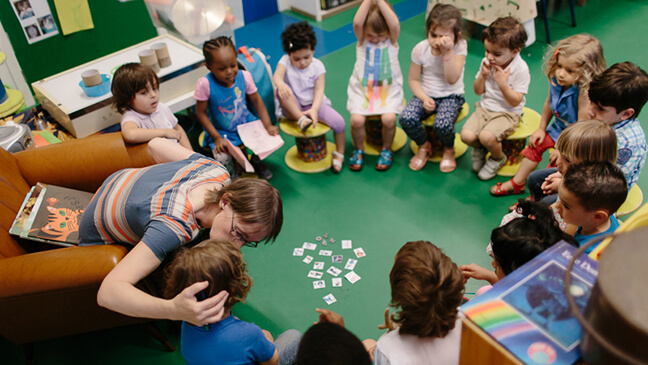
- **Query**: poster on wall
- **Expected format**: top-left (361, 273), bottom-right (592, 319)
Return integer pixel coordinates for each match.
top-left (10, 0), bottom-right (59, 44)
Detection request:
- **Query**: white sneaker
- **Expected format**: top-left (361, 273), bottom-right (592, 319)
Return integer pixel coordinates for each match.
top-left (471, 147), bottom-right (487, 173)
top-left (478, 156), bottom-right (506, 180)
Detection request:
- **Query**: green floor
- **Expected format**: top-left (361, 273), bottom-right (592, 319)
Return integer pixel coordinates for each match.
top-left (3, 0), bottom-right (648, 363)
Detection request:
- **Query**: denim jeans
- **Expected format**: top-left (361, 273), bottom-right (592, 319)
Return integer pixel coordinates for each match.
top-left (275, 329), bottom-right (302, 365)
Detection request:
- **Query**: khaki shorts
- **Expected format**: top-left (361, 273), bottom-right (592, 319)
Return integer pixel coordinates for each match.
top-left (462, 103), bottom-right (520, 142)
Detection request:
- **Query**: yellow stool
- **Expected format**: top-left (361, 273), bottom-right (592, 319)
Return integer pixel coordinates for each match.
top-left (363, 116), bottom-right (407, 155)
top-left (590, 198), bottom-right (648, 260)
top-left (410, 102), bottom-right (470, 162)
top-left (279, 118), bottom-right (335, 173)
top-left (496, 107), bottom-right (541, 176)
top-left (617, 185), bottom-right (644, 217)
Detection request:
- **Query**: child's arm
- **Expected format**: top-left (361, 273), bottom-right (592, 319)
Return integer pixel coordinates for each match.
top-left (121, 121), bottom-right (181, 144)
top-left (304, 74), bottom-right (325, 127)
top-left (173, 123), bottom-right (193, 151)
top-left (260, 330), bottom-right (280, 365)
top-left (474, 59), bottom-right (491, 95)
top-left (493, 65), bottom-right (525, 107)
top-left (577, 88), bottom-right (591, 121)
top-left (376, 0), bottom-right (400, 44)
top-left (353, 0), bottom-right (373, 43)
top-left (529, 90), bottom-right (552, 148)
top-left (408, 62), bottom-right (436, 113)
top-left (273, 63), bottom-right (293, 102)
top-left (195, 100), bottom-right (228, 153)
top-left (459, 263), bottom-right (499, 285)
top-left (248, 92), bottom-right (279, 136)
top-left (439, 41), bottom-right (464, 84)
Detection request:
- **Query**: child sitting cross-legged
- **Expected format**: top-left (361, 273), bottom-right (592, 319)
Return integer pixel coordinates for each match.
top-left (165, 239), bottom-right (301, 365)
top-left (555, 161), bottom-right (628, 253)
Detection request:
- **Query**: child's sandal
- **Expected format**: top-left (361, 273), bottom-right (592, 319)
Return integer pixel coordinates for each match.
top-left (331, 151), bottom-right (344, 174)
top-left (297, 115), bottom-right (313, 132)
top-left (490, 178), bottom-right (526, 197)
top-left (349, 149), bottom-right (364, 171)
top-left (376, 148), bottom-right (394, 171)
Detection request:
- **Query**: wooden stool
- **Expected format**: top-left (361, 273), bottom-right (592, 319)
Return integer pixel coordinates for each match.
top-left (410, 102), bottom-right (470, 162)
top-left (618, 185), bottom-right (644, 217)
top-left (363, 116), bottom-right (408, 155)
top-left (280, 118), bottom-right (335, 173)
top-left (496, 107), bottom-right (542, 176)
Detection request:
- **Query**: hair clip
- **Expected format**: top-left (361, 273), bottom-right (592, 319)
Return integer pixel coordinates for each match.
top-left (554, 48), bottom-right (560, 57)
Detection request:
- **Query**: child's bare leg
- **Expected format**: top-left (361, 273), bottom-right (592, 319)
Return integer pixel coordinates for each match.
top-left (350, 113), bottom-right (366, 150)
top-left (380, 113), bottom-right (396, 150)
top-left (479, 130), bottom-right (503, 160)
top-left (334, 131), bottom-right (346, 154)
top-left (460, 128), bottom-right (481, 148)
top-left (277, 91), bottom-right (306, 121)
top-left (498, 157), bottom-right (538, 191)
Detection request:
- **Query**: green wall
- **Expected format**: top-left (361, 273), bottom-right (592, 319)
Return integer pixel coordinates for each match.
top-left (0, 0), bottom-right (156, 87)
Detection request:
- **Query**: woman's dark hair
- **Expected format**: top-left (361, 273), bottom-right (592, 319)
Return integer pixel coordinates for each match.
top-left (281, 21), bottom-right (317, 54)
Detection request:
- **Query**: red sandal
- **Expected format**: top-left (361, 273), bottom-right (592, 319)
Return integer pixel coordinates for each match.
top-left (490, 178), bottom-right (526, 197)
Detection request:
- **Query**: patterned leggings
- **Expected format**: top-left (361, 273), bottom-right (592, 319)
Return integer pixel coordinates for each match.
top-left (399, 94), bottom-right (465, 147)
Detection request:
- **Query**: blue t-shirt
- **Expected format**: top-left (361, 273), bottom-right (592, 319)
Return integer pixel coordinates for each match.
top-left (181, 315), bottom-right (276, 365)
top-left (574, 215), bottom-right (620, 254)
top-left (546, 78), bottom-right (580, 142)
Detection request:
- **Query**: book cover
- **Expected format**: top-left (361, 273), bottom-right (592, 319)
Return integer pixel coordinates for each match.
top-left (461, 241), bottom-right (598, 364)
top-left (26, 185), bottom-right (94, 245)
top-left (225, 137), bottom-right (255, 173)
top-left (237, 120), bottom-right (284, 160)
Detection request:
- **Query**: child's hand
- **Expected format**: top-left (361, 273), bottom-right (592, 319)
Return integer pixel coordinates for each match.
top-left (529, 129), bottom-right (546, 148)
top-left (377, 308), bottom-right (396, 332)
top-left (315, 308), bottom-right (345, 328)
top-left (479, 59), bottom-right (492, 78)
top-left (213, 137), bottom-right (229, 154)
top-left (277, 84), bottom-right (293, 101)
top-left (265, 124), bottom-right (279, 136)
top-left (422, 97), bottom-right (436, 113)
top-left (439, 36), bottom-right (454, 56)
top-left (303, 108), bottom-right (319, 127)
top-left (459, 263), bottom-right (493, 282)
top-left (165, 129), bottom-right (181, 141)
top-left (541, 172), bottom-right (562, 195)
top-left (493, 65), bottom-right (511, 87)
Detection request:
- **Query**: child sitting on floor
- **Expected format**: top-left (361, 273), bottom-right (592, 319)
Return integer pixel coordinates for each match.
top-left (490, 34), bottom-right (606, 196)
top-left (347, 0), bottom-right (403, 172)
top-left (401, 3), bottom-right (467, 173)
top-left (460, 16), bottom-right (530, 180)
top-left (273, 21), bottom-right (346, 173)
top-left (111, 63), bottom-right (192, 151)
top-left (556, 161), bottom-right (627, 253)
top-left (194, 36), bottom-right (279, 180)
top-left (165, 239), bottom-right (301, 365)
top-left (587, 61), bottom-right (648, 188)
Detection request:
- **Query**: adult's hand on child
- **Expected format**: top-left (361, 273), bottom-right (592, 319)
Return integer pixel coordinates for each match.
top-left (529, 129), bottom-right (546, 148)
top-left (422, 97), bottom-right (436, 114)
top-left (265, 124), bottom-right (279, 136)
top-left (171, 281), bottom-right (229, 327)
top-left (277, 84), bottom-right (293, 101)
top-left (541, 172), bottom-right (562, 195)
top-left (493, 65), bottom-right (511, 86)
top-left (377, 308), bottom-right (396, 332)
top-left (213, 137), bottom-right (229, 154)
top-left (315, 308), bottom-right (345, 328)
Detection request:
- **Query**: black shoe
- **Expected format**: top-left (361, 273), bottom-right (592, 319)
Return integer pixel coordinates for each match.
top-left (249, 154), bottom-right (273, 180)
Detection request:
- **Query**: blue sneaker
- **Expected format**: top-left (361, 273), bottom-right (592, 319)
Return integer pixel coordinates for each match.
top-left (376, 148), bottom-right (393, 171)
top-left (349, 149), bottom-right (364, 171)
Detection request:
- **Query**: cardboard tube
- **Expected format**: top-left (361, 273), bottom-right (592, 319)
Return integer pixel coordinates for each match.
top-left (81, 69), bottom-right (102, 87)
top-left (152, 43), bottom-right (172, 68)
top-left (138, 49), bottom-right (160, 73)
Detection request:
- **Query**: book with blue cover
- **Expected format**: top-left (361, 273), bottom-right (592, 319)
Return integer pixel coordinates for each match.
top-left (461, 241), bottom-right (598, 364)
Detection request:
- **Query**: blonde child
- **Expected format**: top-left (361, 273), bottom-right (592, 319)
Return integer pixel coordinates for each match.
top-left (111, 63), bottom-right (192, 150)
top-left (400, 4), bottom-right (466, 173)
top-left (273, 21), bottom-right (346, 173)
top-left (165, 239), bottom-right (301, 365)
top-left (194, 36), bottom-right (279, 180)
top-left (347, 0), bottom-right (403, 171)
top-left (460, 17), bottom-right (530, 180)
top-left (491, 34), bottom-right (606, 196)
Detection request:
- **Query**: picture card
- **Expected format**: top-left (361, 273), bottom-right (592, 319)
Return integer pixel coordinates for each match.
top-left (323, 294), bottom-right (337, 305)
top-left (354, 247), bottom-right (366, 258)
top-left (341, 240), bottom-right (352, 249)
top-left (345, 271), bottom-right (361, 284)
top-left (332, 278), bottom-right (342, 287)
top-left (313, 280), bottom-right (325, 289)
top-left (313, 262), bottom-right (324, 270)
top-left (308, 270), bottom-right (323, 279)
top-left (332, 255), bottom-right (343, 263)
top-left (293, 248), bottom-right (304, 256)
top-left (302, 255), bottom-right (313, 264)
top-left (319, 250), bottom-right (333, 256)
top-left (327, 266), bottom-right (342, 277)
top-left (345, 258), bottom-right (358, 270)
top-left (302, 242), bottom-right (317, 250)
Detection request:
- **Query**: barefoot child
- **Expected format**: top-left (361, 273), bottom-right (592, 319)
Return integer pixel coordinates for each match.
top-left (111, 63), bottom-right (192, 150)
top-left (460, 17), bottom-right (530, 180)
top-left (491, 34), bottom-right (606, 196)
top-left (273, 21), bottom-right (347, 173)
top-left (401, 3), bottom-right (467, 173)
top-left (195, 37), bottom-right (279, 179)
top-left (347, 0), bottom-right (403, 171)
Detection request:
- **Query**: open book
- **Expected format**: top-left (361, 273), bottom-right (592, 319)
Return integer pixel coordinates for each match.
top-left (237, 120), bottom-right (284, 160)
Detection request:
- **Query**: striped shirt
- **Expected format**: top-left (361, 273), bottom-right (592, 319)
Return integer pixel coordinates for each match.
top-left (79, 154), bottom-right (230, 260)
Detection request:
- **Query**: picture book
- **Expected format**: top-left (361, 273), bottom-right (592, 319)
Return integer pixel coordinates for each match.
top-left (9, 183), bottom-right (46, 237)
top-left (225, 137), bottom-right (254, 173)
top-left (461, 241), bottom-right (598, 365)
top-left (237, 120), bottom-right (284, 160)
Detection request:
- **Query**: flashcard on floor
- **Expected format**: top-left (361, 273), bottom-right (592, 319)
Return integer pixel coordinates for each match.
top-left (303, 255), bottom-right (313, 264)
top-left (332, 255), bottom-right (343, 263)
top-left (323, 294), bottom-right (337, 305)
top-left (345, 258), bottom-right (358, 270)
top-left (341, 240), bottom-right (352, 249)
top-left (293, 248), bottom-right (304, 256)
top-left (319, 250), bottom-right (333, 256)
top-left (313, 262), bottom-right (324, 270)
top-left (313, 280), bottom-right (325, 289)
top-left (302, 242), bottom-right (317, 250)
top-left (332, 278), bottom-right (342, 287)
top-left (345, 271), bottom-right (361, 284)
top-left (354, 247), bottom-right (366, 258)
top-left (327, 266), bottom-right (342, 277)
top-left (308, 270), bottom-right (323, 279)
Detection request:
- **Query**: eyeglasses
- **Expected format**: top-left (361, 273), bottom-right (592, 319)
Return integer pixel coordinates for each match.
top-left (230, 211), bottom-right (259, 248)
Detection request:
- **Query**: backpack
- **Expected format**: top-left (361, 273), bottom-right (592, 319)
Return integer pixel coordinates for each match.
top-left (237, 46), bottom-right (277, 124)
